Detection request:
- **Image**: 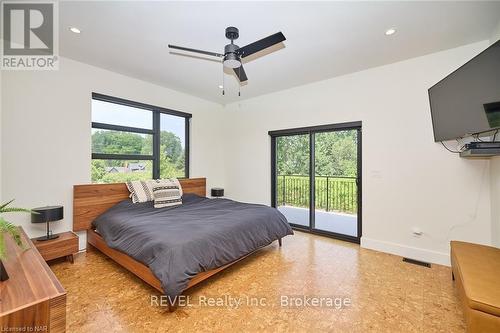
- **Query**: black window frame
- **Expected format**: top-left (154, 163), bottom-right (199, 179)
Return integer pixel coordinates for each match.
top-left (269, 121), bottom-right (362, 244)
top-left (91, 92), bottom-right (192, 180)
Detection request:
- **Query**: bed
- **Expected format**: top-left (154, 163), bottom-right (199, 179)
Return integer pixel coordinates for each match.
top-left (73, 178), bottom-right (293, 310)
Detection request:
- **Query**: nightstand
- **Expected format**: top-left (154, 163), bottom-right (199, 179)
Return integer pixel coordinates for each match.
top-left (31, 231), bottom-right (79, 263)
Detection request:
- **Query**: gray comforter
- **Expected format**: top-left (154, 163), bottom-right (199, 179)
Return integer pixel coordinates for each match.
top-left (93, 194), bottom-right (293, 297)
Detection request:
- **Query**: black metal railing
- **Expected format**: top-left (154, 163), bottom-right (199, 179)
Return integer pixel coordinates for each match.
top-left (277, 175), bottom-right (357, 214)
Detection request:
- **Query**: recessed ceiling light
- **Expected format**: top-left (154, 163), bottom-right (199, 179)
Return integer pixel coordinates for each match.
top-left (385, 28), bottom-right (396, 36)
top-left (69, 27), bottom-right (81, 34)
top-left (218, 85), bottom-right (223, 89)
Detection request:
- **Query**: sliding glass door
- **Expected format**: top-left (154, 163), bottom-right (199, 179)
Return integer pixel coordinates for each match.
top-left (275, 134), bottom-right (310, 228)
top-left (270, 122), bottom-right (362, 243)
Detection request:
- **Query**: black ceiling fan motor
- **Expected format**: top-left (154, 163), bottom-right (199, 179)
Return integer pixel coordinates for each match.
top-left (224, 43), bottom-right (239, 54)
top-left (225, 27), bottom-right (239, 40)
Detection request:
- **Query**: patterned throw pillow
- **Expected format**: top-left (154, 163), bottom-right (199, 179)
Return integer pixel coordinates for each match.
top-left (152, 183), bottom-right (182, 208)
top-left (126, 180), bottom-right (154, 203)
top-left (150, 178), bottom-right (183, 196)
top-left (126, 179), bottom-right (184, 204)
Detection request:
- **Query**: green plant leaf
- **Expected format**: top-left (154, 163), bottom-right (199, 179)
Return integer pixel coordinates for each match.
top-left (0, 199), bottom-right (15, 211)
top-left (0, 232), bottom-right (5, 260)
top-left (0, 199), bottom-right (33, 260)
top-left (1, 207), bottom-right (37, 214)
top-left (0, 199), bottom-right (38, 215)
top-left (0, 217), bottom-right (15, 231)
top-left (0, 217), bottom-right (25, 260)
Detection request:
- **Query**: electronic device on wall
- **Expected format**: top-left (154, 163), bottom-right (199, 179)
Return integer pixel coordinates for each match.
top-left (464, 142), bottom-right (500, 150)
top-left (168, 27), bottom-right (286, 95)
top-left (459, 141), bottom-right (500, 158)
top-left (428, 40), bottom-right (500, 143)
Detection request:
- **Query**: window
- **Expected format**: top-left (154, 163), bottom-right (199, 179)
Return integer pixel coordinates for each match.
top-left (91, 93), bottom-right (191, 183)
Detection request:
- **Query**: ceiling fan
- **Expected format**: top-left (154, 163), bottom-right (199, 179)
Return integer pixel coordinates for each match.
top-left (168, 27), bottom-right (286, 88)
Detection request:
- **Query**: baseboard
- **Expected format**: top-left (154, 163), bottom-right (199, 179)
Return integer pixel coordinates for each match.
top-left (361, 237), bottom-right (450, 266)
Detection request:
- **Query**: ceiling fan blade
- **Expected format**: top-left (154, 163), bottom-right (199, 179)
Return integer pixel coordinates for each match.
top-left (233, 65), bottom-right (248, 82)
top-left (168, 44), bottom-right (223, 58)
top-left (236, 32), bottom-right (286, 58)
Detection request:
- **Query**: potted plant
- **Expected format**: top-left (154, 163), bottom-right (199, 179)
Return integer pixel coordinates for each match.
top-left (0, 199), bottom-right (34, 281)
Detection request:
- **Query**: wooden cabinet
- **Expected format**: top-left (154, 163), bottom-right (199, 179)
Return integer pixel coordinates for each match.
top-left (32, 231), bottom-right (79, 263)
top-left (0, 228), bottom-right (66, 332)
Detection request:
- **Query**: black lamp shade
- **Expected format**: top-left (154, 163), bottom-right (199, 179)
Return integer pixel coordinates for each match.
top-left (211, 188), bottom-right (224, 197)
top-left (31, 206), bottom-right (64, 223)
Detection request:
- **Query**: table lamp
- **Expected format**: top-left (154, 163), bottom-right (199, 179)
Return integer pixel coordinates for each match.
top-left (31, 205), bottom-right (63, 241)
top-left (211, 188), bottom-right (224, 198)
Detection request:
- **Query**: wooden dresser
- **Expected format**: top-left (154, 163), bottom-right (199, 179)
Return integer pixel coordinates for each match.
top-left (0, 227), bottom-right (66, 332)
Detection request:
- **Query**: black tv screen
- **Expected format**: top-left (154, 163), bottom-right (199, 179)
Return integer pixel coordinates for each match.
top-left (428, 41), bottom-right (500, 142)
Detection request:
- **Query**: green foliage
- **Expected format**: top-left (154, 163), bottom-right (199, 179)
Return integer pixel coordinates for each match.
top-left (99, 170), bottom-right (152, 183)
top-left (276, 134), bottom-right (310, 175)
top-left (276, 130), bottom-right (357, 177)
top-left (92, 130), bottom-right (146, 155)
top-left (91, 160), bottom-right (106, 183)
top-left (161, 131), bottom-right (183, 162)
top-left (314, 131), bottom-right (357, 177)
top-left (0, 200), bottom-right (32, 260)
top-left (91, 130), bottom-right (185, 183)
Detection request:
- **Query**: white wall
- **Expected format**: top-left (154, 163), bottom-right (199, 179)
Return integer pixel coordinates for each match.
top-left (223, 41), bottom-right (492, 265)
top-left (1, 57), bottom-right (227, 249)
top-left (489, 22), bottom-right (500, 247)
top-left (490, 19), bottom-right (500, 44)
top-left (491, 158), bottom-right (500, 247)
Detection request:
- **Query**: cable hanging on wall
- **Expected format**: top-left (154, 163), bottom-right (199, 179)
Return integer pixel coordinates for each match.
top-left (221, 68), bottom-right (225, 96)
top-left (238, 66), bottom-right (241, 97)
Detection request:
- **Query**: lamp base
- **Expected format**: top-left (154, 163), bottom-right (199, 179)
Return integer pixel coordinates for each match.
top-left (35, 234), bottom-right (59, 241)
top-left (0, 260), bottom-right (9, 281)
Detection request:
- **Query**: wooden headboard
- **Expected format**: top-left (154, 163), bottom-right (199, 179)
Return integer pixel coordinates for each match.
top-left (73, 178), bottom-right (206, 231)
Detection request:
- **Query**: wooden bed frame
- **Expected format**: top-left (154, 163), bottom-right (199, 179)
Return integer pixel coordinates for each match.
top-left (73, 178), bottom-right (281, 311)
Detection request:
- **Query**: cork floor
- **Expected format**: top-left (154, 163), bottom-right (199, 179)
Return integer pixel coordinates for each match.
top-left (50, 231), bottom-right (465, 332)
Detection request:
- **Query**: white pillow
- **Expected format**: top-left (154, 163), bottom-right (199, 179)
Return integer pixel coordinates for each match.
top-left (152, 183), bottom-right (182, 208)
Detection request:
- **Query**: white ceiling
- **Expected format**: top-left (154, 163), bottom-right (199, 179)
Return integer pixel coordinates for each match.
top-left (59, 1), bottom-right (500, 104)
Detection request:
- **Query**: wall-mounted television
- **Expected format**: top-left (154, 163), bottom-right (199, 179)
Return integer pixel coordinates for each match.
top-left (428, 41), bottom-right (500, 142)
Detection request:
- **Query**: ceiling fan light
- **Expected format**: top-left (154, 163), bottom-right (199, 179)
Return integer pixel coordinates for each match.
top-left (223, 59), bottom-right (241, 69)
top-left (223, 53), bottom-right (241, 69)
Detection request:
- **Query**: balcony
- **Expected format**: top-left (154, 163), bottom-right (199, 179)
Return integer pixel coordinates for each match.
top-left (276, 175), bottom-right (358, 236)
